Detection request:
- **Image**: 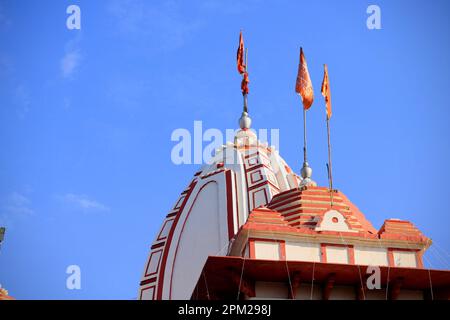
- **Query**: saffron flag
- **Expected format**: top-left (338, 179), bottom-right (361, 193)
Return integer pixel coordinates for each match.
top-left (237, 31), bottom-right (246, 74)
top-left (295, 47), bottom-right (314, 110)
top-left (321, 64), bottom-right (332, 119)
top-left (241, 72), bottom-right (250, 95)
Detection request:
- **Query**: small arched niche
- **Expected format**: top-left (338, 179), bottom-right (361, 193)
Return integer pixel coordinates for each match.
top-left (315, 210), bottom-right (356, 233)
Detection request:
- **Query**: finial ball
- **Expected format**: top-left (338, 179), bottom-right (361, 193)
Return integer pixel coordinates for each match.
top-left (301, 162), bottom-right (312, 179)
top-left (239, 112), bottom-right (252, 129)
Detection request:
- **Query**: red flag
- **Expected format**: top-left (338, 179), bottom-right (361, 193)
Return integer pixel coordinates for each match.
top-left (241, 72), bottom-right (249, 95)
top-left (295, 47), bottom-right (314, 110)
top-left (321, 64), bottom-right (332, 119)
top-left (237, 31), bottom-right (246, 74)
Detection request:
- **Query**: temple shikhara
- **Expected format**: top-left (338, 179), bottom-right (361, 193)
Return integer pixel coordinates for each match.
top-left (138, 33), bottom-right (450, 300)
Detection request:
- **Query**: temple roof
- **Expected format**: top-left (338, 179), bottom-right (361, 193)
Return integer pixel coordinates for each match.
top-left (236, 185), bottom-right (430, 247)
top-left (378, 219), bottom-right (429, 243)
top-left (268, 186), bottom-right (377, 233)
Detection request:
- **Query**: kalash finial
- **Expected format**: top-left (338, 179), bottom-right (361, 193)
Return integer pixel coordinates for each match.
top-left (239, 111), bottom-right (251, 130)
top-left (300, 161), bottom-right (316, 187)
top-left (237, 31), bottom-right (251, 130)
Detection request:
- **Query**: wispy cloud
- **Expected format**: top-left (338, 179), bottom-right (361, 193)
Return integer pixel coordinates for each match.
top-left (60, 34), bottom-right (83, 79)
top-left (107, 0), bottom-right (202, 51)
top-left (199, 0), bottom-right (255, 15)
top-left (0, 3), bottom-right (12, 30)
top-left (0, 192), bottom-right (34, 226)
top-left (61, 50), bottom-right (81, 78)
top-left (106, 0), bottom-right (262, 50)
top-left (61, 193), bottom-right (110, 213)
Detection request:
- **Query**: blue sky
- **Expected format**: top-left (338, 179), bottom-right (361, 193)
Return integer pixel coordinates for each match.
top-left (0, 0), bottom-right (449, 299)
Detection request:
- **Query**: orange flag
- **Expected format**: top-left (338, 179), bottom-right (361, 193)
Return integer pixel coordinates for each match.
top-left (321, 64), bottom-right (332, 119)
top-left (295, 47), bottom-right (314, 110)
top-left (237, 31), bottom-right (246, 74)
top-left (241, 72), bottom-right (250, 95)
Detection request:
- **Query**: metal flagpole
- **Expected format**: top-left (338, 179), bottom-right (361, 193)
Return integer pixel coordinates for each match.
top-left (303, 108), bottom-right (307, 164)
top-left (326, 115), bottom-right (334, 206)
top-left (297, 47), bottom-right (314, 188)
top-left (243, 48), bottom-right (248, 113)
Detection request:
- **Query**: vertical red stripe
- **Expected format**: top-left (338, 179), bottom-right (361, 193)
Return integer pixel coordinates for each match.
top-left (249, 239), bottom-right (256, 259)
top-left (387, 248), bottom-right (395, 267)
top-left (321, 243), bottom-right (327, 263)
top-left (279, 241), bottom-right (287, 260)
top-left (225, 170), bottom-right (235, 240)
top-left (348, 245), bottom-right (355, 265)
top-left (416, 251), bottom-right (424, 269)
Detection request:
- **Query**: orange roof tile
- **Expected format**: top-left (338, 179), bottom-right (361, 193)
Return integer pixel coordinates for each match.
top-left (239, 186), bottom-right (430, 246)
top-left (267, 186), bottom-right (377, 233)
top-left (378, 219), bottom-right (430, 243)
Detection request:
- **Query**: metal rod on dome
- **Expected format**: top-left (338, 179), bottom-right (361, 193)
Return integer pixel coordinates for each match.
top-left (326, 115), bottom-right (334, 206)
top-left (243, 94), bottom-right (248, 113)
top-left (303, 108), bottom-right (307, 164)
top-left (243, 48), bottom-right (249, 114)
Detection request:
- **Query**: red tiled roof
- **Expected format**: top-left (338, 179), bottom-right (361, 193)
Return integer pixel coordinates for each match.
top-left (267, 186), bottom-right (377, 233)
top-left (378, 219), bottom-right (429, 243)
top-left (246, 207), bottom-right (289, 227)
top-left (241, 186), bottom-right (430, 245)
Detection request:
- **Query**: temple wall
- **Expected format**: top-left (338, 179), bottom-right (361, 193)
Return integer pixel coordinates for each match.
top-left (393, 250), bottom-right (417, 268)
top-left (354, 246), bottom-right (389, 266)
top-left (325, 246), bottom-right (349, 264)
top-left (254, 241), bottom-right (280, 260)
top-left (285, 242), bottom-right (321, 262)
top-left (248, 240), bottom-right (421, 271)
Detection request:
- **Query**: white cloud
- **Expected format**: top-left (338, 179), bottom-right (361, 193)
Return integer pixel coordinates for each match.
top-left (0, 192), bottom-right (34, 226)
top-left (62, 193), bottom-right (110, 213)
top-left (61, 50), bottom-right (81, 78)
top-left (60, 34), bottom-right (83, 79)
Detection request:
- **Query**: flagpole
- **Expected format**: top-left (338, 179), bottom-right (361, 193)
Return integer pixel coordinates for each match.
top-left (326, 115), bottom-right (334, 206)
top-left (303, 108), bottom-right (307, 163)
top-left (322, 64), bottom-right (334, 206)
top-left (243, 48), bottom-right (248, 114)
top-left (297, 47), bottom-right (314, 188)
top-left (237, 31), bottom-right (252, 131)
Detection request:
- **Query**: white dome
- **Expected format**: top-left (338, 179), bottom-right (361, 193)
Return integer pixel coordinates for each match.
top-left (138, 129), bottom-right (302, 300)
